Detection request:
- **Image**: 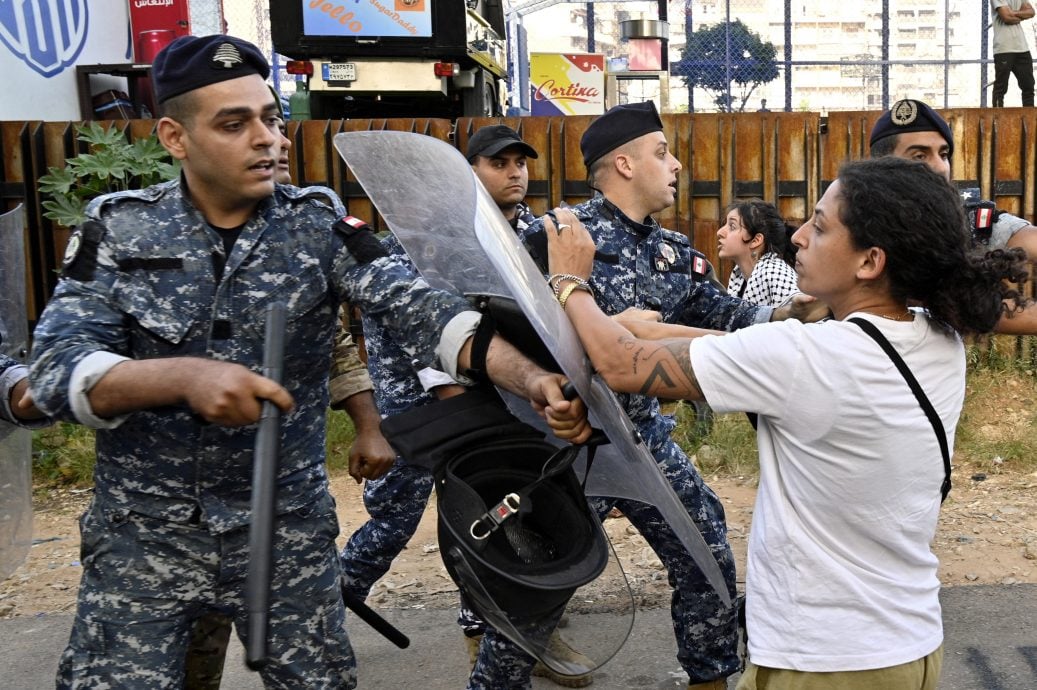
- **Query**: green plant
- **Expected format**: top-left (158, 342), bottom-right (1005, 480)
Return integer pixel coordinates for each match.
top-left (671, 401), bottom-right (760, 477)
top-left (37, 122), bottom-right (179, 227)
top-left (325, 408), bottom-right (358, 473)
top-left (32, 422), bottom-right (97, 486)
top-left (31, 409), bottom-right (360, 487)
top-left (956, 365), bottom-right (1037, 473)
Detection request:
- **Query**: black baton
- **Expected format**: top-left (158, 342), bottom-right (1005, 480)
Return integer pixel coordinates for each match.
top-left (341, 584), bottom-right (411, 648)
top-left (245, 302), bottom-right (286, 670)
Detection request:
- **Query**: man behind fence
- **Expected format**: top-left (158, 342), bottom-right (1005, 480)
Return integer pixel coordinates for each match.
top-left (990, 0), bottom-right (1035, 107)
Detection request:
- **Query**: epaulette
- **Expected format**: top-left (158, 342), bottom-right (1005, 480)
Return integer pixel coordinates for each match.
top-left (87, 180), bottom-right (176, 216)
top-left (656, 227), bottom-right (690, 247)
top-left (279, 183), bottom-right (347, 215)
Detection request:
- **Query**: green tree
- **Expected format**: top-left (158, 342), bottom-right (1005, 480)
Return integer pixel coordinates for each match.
top-left (673, 20), bottom-right (780, 112)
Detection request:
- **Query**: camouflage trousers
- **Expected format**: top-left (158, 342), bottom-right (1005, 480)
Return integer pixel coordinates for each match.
top-left (57, 491), bottom-right (355, 689)
top-left (468, 437), bottom-right (740, 689)
top-left (339, 458), bottom-right (482, 633)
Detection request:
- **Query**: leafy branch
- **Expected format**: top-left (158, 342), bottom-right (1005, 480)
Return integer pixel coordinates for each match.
top-left (38, 122), bottom-right (179, 227)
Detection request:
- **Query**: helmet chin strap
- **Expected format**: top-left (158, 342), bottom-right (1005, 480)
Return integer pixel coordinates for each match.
top-left (468, 443), bottom-right (581, 541)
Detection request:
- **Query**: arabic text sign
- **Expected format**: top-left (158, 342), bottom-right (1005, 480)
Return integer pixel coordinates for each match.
top-left (529, 53), bottom-right (605, 116)
top-left (302, 0), bottom-right (432, 38)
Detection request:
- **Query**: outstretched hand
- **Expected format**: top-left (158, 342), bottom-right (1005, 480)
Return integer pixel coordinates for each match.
top-left (772, 293), bottom-right (831, 323)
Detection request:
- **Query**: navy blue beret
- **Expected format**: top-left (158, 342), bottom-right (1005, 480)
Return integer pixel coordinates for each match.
top-left (869, 99), bottom-right (954, 156)
top-left (580, 101), bottom-right (664, 168)
top-left (153, 35), bottom-right (270, 104)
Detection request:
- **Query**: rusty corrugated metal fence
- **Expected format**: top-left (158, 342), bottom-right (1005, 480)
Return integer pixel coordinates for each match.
top-left (3, 110), bottom-right (1036, 359)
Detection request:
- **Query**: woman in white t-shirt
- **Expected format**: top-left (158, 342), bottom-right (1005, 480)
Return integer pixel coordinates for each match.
top-left (717, 200), bottom-right (799, 307)
top-left (544, 157), bottom-right (1026, 690)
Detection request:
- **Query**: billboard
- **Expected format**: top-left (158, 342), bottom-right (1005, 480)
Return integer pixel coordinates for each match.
top-left (0, 0), bottom-right (132, 120)
top-left (301, 0), bottom-right (432, 38)
top-left (529, 53), bottom-right (605, 116)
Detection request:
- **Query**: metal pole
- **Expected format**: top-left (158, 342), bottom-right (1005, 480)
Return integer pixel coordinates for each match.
top-left (725, 0), bottom-right (732, 111)
top-left (659, 0), bottom-right (668, 75)
top-left (944, 0), bottom-right (950, 108)
top-left (881, 0), bottom-right (890, 110)
top-left (587, 3), bottom-right (595, 53)
top-left (981, 0), bottom-right (990, 107)
top-left (506, 18), bottom-right (516, 112)
top-left (784, 0), bottom-right (792, 112)
top-left (686, 0), bottom-right (694, 112)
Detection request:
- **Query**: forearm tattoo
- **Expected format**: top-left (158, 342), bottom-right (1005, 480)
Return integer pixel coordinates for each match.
top-left (632, 340), bottom-right (700, 398)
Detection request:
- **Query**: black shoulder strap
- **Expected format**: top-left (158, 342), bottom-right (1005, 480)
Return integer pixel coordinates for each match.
top-left (848, 317), bottom-right (951, 502)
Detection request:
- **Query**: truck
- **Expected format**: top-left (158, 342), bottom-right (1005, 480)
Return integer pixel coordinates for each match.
top-left (269, 0), bottom-right (508, 119)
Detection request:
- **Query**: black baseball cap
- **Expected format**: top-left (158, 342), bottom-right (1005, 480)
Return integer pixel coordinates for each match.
top-left (466, 125), bottom-right (539, 163)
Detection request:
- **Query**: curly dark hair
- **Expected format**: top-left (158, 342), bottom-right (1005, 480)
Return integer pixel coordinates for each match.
top-left (835, 157), bottom-right (1027, 335)
top-left (725, 199), bottom-right (798, 266)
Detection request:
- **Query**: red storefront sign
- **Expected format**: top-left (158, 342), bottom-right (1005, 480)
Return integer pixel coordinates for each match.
top-left (128, 0), bottom-right (192, 62)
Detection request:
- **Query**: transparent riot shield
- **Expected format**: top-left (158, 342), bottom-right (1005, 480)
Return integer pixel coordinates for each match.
top-left (0, 204), bottom-right (33, 580)
top-left (332, 131), bottom-right (731, 611)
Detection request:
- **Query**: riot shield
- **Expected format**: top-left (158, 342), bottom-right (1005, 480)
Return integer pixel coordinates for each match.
top-left (332, 131), bottom-right (730, 610)
top-left (0, 204), bottom-right (33, 580)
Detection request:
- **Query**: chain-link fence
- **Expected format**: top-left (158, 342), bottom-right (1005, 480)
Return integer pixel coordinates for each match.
top-left (189, 0), bottom-right (225, 38)
top-left (206, 0), bottom-right (1009, 114)
top-left (220, 0), bottom-right (294, 97)
top-left (512, 0), bottom-right (1005, 113)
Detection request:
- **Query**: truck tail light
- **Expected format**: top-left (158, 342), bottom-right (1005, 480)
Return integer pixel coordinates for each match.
top-left (434, 62), bottom-right (460, 77)
top-left (285, 60), bottom-right (315, 76)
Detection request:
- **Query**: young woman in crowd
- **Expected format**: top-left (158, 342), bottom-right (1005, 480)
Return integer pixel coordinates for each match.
top-left (545, 157), bottom-right (1026, 690)
top-left (716, 199), bottom-right (799, 307)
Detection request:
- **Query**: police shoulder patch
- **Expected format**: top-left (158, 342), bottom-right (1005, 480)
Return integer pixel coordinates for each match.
top-left (61, 221), bottom-right (107, 281)
top-left (62, 232), bottom-right (82, 268)
top-left (332, 216), bottom-right (388, 263)
top-left (689, 248), bottom-right (710, 278)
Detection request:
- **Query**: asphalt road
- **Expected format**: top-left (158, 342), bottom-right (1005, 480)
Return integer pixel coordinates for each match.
top-left (1, 584), bottom-right (1034, 689)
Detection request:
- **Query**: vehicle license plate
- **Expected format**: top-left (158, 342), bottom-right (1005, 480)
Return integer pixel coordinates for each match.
top-left (322, 62), bottom-right (357, 82)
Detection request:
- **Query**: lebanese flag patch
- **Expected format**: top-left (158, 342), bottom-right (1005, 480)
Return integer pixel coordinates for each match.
top-left (341, 216), bottom-right (367, 229)
top-left (692, 256), bottom-right (707, 275)
top-left (974, 207), bottom-right (992, 229)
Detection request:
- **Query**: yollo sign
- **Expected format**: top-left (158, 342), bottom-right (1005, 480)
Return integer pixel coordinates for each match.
top-left (302, 0), bottom-right (433, 38)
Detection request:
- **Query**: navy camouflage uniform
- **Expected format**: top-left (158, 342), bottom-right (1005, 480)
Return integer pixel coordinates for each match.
top-left (340, 202), bottom-right (537, 648)
top-left (182, 320), bottom-right (376, 690)
top-left (29, 179), bottom-right (473, 689)
top-left (469, 194), bottom-right (771, 688)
